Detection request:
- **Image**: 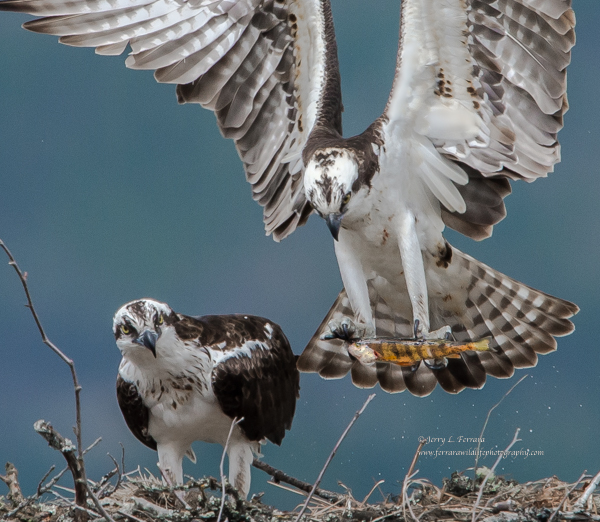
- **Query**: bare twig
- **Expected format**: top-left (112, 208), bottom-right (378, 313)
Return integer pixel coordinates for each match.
top-left (82, 437), bottom-right (103, 457)
top-left (34, 420), bottom-right (87, 507)
top-left (573, 470), bottom-right (600, 512)
top-left (406, 439), bottom-right (427, 484)
top-left (474, 375), bottom-right (527, 479)
top-left (0, 462), bottom-right (24, 503)
top-left (401, 470), bottom-right (421, 522)
top-left (3, 499), bottom-right (33, 519)
top-left (84, 483), bottom-right (116, 522)
top-left (361, 480), bottom-right (385, 505)
top-left (472, 428), bottom-right (521, 522)
top-left (117, 510), bottom-right (146, 522)
top-left (120, 444), bottom-right (126, 477)
top-left (401, 439), bottom-right (428, 521)
top-left (1, 240), bottom-right (88, 516)
top-left (132, 496), bottom-right (175, 518)
top-left (252, 459), bottom-right (342, 502)
top-left (217, 416), bottom-right (244, 522)
top-left (2, 463), bottom-right (71, 518)
top-left (294, 394), bottom-right (376, 522)
top-left (36, 464), bottom-right (70, 500)
top-left (36, 465), bottom-right (57, 496)
top-left (548, 471), bottom-right (588, 522)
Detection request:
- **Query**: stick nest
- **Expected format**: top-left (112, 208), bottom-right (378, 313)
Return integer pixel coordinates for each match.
top-left (2, 467), bottom-right (599, 522)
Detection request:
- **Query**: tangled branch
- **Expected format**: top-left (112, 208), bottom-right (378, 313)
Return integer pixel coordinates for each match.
top-left (1, 240), bottom-right (89, 519)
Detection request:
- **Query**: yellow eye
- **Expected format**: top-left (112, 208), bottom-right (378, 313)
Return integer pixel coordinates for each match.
top-left (120, 324), bottom-right (130, 335)
top-left (342, 193), bottom-right (352, 206)
top-left (157, 314), bottom-right (164, 325)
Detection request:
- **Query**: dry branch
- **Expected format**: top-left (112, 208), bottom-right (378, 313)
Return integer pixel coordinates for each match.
top-left (0, 463), bottom-right (23, 503)
top-left (573, 470), bottom-right (600, 512)
top-left (294, 393), bottom-right (376, 522)
top-left (472, 428), bottom-right (521, 522)
top-left (473, 374), bottom-right (527, 478)
top-left (34, 420), bottom-right (87, 507)
top-left (548, 471), bottom-right (587, 522)
top-left (252, 459), bottom-right (342, 502)
top-left (401, 439), bottom-right (428, 522)
top-left (1, 239), bottom-right (89, 517)
top-left (217, 416), bottom-right (243, 522)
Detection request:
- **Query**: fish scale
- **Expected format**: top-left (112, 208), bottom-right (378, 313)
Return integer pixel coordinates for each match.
top-left (348, 337), bottom-right (492, 367)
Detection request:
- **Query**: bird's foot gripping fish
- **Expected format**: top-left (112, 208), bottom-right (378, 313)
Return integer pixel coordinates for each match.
top-left (347, 337), bottom-right (492, 370)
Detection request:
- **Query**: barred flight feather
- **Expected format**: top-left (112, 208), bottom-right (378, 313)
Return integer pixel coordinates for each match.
top-left (381, 0), bottom-right (574, 239)
top-left (298, 246), bottom-right (578, 396)
top-left (0, 0), bottom-right (575, 241)
top-left (1, 0), bottom-right (342, 241)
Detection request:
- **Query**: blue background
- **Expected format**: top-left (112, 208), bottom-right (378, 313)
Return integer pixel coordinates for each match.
top-left (0, 0), bottom-right (598, 509)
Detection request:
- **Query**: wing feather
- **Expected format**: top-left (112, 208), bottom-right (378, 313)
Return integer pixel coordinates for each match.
top-left (384, 0), bottom-right (574, 240)
top-left (116, 374), bottom-right (157, 451)
top-left (299, 246), bottom-right (577, 396)
top-left (1, 0), bottom-right (343, 240)
top-left (210, 323), bottom-right (299, 445)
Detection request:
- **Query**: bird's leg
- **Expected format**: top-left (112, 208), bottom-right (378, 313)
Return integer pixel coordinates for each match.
top-left (158, 464), bottom-right (190, 509)
top-left (227, 443), bottom-right (253, 500)
top-left (333, 232), bottom-right (375, 333)
top-left (157, 445), bottom-right (190, 508)
top-left (424, 325), bottom-right (453, 340)
top-left (398, 213), bottom-right (431, 337)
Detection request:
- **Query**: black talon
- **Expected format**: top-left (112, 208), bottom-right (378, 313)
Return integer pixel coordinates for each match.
top-left (342, 323), bottom-right (351, 340)
top-left (321, 320), bottom-right (358, 342)
top-left (413, 319), bottom-right (421, 339)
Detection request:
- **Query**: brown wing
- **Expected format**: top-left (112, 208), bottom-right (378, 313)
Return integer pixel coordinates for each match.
top-left (116, 374), bottom-right (157, 451)
top-left (210, 317), bottom-right (299, 445)
top-left (0, 0), bottom-right (343, 240)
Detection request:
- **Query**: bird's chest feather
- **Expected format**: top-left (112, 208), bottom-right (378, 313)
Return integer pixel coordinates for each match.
top-left (148, 392), bottom-right (233, 446)
top-left (119, 340), bottom-right (229, 440)
top-left (340, 158), bottom-right (448, 287)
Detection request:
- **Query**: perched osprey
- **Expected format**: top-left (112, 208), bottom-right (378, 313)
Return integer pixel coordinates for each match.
top-left (113, 299), bottom-right (299, 498)
top-left (1, 0), bottom-right (578, 391)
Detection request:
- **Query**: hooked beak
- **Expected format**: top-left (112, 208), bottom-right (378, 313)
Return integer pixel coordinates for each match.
top-left (325, 213), bottom-right (344, 241)
top-left (134, 330), bottom-right (159, 357)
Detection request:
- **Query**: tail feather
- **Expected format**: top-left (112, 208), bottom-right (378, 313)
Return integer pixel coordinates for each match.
top-left (375, 364), bottom-right (407, 393)
top-left (297, 246), bottom-right (577, 396)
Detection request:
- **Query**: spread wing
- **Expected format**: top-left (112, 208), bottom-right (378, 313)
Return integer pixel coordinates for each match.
top-left (383, 0), bottom-right (574, 240)
top-left (116, 373), bottom-right (157, 450)
top-left (205, 316), bottom-right (300, 445)
top-left (0, 0), bottom-right (343, 240)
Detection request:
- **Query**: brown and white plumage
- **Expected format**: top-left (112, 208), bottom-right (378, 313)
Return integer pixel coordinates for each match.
top-left (0, 0), bottom-right (343, 240)
top-left (298, 247), bottom-right (578, 395)
top-left (1, 0), bottom-right (578, 394)
top-left (296, 0), bottom-right (577, 395)
top-left (113, 298), bottom-right (299, 497)
top-left (0, 0), bottom-right (573, 238)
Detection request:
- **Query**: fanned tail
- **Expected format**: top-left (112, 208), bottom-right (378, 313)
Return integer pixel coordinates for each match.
top-left (297, 247), bottom-right (578, 397)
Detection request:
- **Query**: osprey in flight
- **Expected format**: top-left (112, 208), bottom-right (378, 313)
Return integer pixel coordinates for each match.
top-left (0, 0), bottom-right (578, 391)
top-left (113, 299), bottom-right (299, 498)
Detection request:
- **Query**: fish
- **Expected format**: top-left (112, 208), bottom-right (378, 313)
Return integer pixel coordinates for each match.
top-left (347, 337), bottom-right (492, 367)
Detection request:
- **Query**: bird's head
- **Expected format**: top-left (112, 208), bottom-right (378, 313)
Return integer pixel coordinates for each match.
top-left (304, 148), bottom-right (360, 240)
top-left (113, 298), bottom-right (178, 359)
